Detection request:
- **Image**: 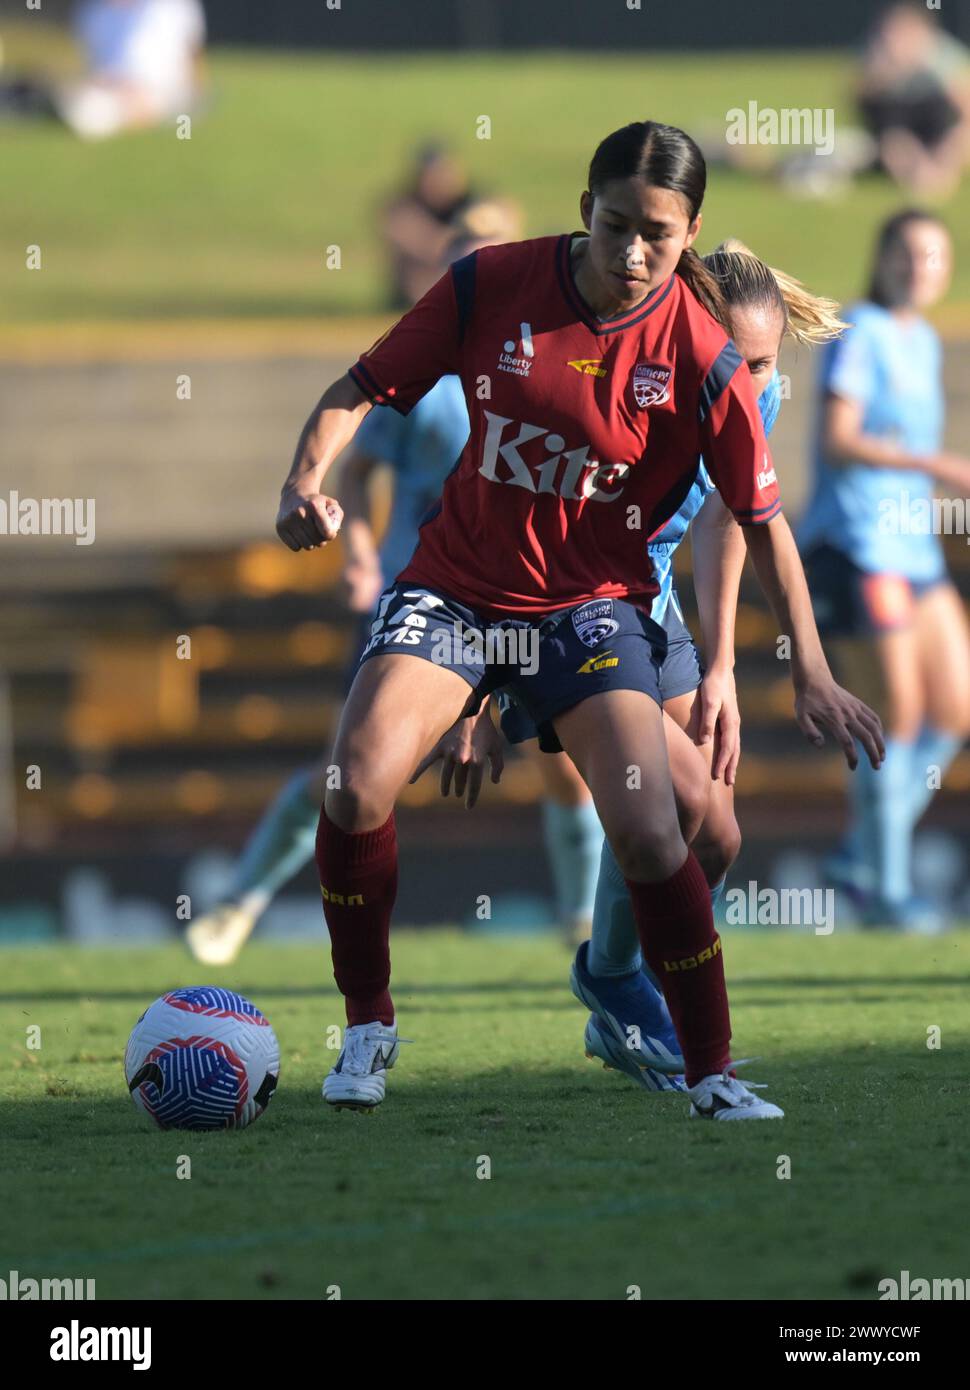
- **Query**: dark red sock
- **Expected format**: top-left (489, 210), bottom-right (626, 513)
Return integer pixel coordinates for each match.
top-left (624, 851), bottom-right (732, 1087)
top-left (315, 805), bottom-right (397, 1027)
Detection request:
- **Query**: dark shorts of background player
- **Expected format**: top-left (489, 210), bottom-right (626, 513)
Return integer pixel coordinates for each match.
top-left (858, 88), bottom-right (962, 157)
top-left (356, 581), bottom-right (668, 754)
top-left (804, 544), bottom-right (947, 638)
top-left (498, 589), bottom-right (702, 749)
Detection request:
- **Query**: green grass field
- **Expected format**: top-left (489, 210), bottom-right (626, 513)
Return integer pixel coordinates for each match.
top-left (2, 930), bottom-right (967, 1301)
top-left (5, 30), bottom-right (970, 323)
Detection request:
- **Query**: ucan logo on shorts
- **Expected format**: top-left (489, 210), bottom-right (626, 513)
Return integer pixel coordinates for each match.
top-left (632, 362), bottom-right (672, 408)
top-left (571, 600), bottom-right (619, 648)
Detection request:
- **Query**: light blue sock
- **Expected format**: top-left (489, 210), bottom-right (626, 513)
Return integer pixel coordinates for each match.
top-left (542, 797), bottom-right (604, 929)
top-left (230, 768), bottom-right (320, 906)
top-left (589, 847), bottom-right (728, 983)
top-left (907, 726), bottom-right (961, 830)
top-left (849, 738), bottom-right (915, 906)
top-left (587, 838), bottom-right (643, 978)
top-left (836, 731), bottom-right (959, 884)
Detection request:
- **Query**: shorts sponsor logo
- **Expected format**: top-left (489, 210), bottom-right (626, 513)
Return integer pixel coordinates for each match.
top-left (571, 600), bottom-right (620, 648)
top-left (631, 362), bottom-right (672, 408)
top-left (663, 934), bottom-right (721, 973)
top-left (567, 358), bottom-right (608, 378)
top-left (577, 650), bottom-right (619, 673)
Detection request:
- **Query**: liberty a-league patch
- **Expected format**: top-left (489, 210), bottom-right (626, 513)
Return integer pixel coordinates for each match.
top-left (632, 362), bottom-right (672, 408)
top-left (571, 599), bottom-right (620, 648)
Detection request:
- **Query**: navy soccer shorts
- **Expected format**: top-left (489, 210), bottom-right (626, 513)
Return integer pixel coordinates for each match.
top-left (804, 544), bottom-right (947, 637)
top-left (498, 586), bottom-right (701, 750)
top-left (356, 581), bottom-right (669, 753)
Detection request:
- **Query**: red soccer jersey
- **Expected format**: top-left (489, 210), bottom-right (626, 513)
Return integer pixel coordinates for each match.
top-left (348, 233), bottom-right (782, 619)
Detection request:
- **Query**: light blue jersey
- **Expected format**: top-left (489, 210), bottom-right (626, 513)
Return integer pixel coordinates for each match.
top-left (798, 302), bottom-right (946, 582)
top-left (648, 369), bottom-right (783, 624)
top-left (356, 375), bottom-right (469, 583)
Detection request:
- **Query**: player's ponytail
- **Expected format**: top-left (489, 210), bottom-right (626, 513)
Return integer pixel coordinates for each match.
top-left (704, 238), bottom-right (847, 345)
top-left (673, 247), bottom-right (728, 326)
top-left (588, 121), bottom-right (727, 324)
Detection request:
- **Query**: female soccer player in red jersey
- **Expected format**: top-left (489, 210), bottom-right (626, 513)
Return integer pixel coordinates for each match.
top-left (424, 240), bottom-right (850, 1096)
top-left (276, 121), bottom-right (884, 1120)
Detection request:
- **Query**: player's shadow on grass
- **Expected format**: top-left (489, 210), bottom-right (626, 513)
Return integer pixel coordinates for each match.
top-left (0, 979), bottom-right (580, 1007)
top-left (3, 972), bottom-right (969, 1010)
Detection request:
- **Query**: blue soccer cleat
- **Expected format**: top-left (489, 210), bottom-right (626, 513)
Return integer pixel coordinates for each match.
top-left (570, 941), bottom-right (685, 1075)
top-left (584, 1014), bottom-right (686, 1093)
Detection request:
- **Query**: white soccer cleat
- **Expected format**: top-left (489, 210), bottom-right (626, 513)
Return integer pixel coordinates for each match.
top-left (185, 902), bottom-right (259, 967)
top-left (323, 1020), bottom-right (406, 1112)
top-left (688, 1063), bottom-right (784, 1121)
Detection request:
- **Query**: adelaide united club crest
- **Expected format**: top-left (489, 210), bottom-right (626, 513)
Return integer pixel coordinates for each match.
top-left (631, 362), bottom-right (672, 408)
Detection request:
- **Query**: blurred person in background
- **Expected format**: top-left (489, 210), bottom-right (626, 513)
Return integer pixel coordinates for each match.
top-left (855, 2), bottom-right (970, 197)
top-left (0, 0), bottom-right (206, 138)
top-left (382, 144), bottom-right (522, 306)
top-left (800, 209), bottom-right (970, 931)
top-left (187, 203), bottom-right (517, 966)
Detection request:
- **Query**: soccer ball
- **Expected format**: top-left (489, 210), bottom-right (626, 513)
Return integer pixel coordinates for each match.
top-left (125, 987), bottom-right (280, 1131)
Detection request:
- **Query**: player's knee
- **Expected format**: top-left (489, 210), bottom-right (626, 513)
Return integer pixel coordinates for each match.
top-left (693, 818), bottom-right (742, 885)
top-left (323, 780), bottom-right (393, 834)
top-left (609, 823), bottom-right (686, 882)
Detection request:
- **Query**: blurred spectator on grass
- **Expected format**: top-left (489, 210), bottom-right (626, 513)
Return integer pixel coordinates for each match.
top-left (854, 2), bottom-right (970, 197)
top-left (0, 0), bottom-right (206, 140)
top-left (381, 143), bottom-right (479, 306)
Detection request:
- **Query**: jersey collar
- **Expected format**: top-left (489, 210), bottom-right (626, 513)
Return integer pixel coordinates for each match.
top-left (556, 232), bottom-right (676, 335)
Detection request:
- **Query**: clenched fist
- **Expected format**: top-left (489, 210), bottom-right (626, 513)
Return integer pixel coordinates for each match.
top-left (276, 490), bottom-right (344, 551)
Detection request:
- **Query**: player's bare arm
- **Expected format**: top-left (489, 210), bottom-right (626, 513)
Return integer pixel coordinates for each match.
top-left (824, 392), bottom-right (970, 492)
top-left (741, 512), bottom-right (885, 770)
top-left (276, 373), bottom-right (374, 551)
top-left (336, 445), bottom-right (386, 612)
top-left (689, 489), bottom-right (745, 784)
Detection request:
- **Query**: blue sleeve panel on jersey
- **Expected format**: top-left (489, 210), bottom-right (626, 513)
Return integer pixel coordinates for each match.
top-left (644, 461), bottom-right (703, 541)
top-left (698, 340), bottom-right (743, 423)
top-left (451, 251), bottom-right (478, 345)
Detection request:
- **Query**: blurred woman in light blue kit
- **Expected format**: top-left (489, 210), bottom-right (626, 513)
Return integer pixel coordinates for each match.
top-left (800, 209), bottom-right (970, 930)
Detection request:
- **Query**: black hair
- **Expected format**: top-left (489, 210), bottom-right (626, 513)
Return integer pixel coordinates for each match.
top-left (867, 208), bottom-right (947, 309)
top-left (586, 121), bottom-right (725, 323)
